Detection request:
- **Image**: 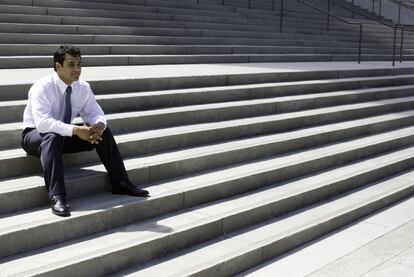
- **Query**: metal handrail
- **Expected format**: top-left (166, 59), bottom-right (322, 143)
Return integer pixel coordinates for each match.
top-left (380, 0), bottom-right (414, 23)
top-left (195, 0), bottom-right (405, 65)
top-left (388, 0), bottom-right (414, 10)
top-left (330, 0), bottom-right (403, 66)
top-left (335, 0), bottom-right (395, 28)
top-left (296, 0), bottom-right (363, 63)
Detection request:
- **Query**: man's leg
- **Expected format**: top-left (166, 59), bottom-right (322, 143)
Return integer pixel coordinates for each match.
top-left (94, 128), bottom-right (149, 196)
top-left (21, 129), bottom-right (66, 197)
top-left (21, 128), bottom-right (96, 216)
top-left (94, 128), bottom-right (128, 186)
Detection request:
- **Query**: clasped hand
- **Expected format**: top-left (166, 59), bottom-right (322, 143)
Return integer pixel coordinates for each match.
top-left (73, 123), bottom-right (105, 144)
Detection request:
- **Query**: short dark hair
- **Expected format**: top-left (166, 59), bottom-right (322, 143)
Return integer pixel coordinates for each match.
top-left (53, 45), bottom-right (81, 71)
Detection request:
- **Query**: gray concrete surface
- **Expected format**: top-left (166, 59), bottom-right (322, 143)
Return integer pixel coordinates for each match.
top-left (239, 194), bottom-right (414, 277)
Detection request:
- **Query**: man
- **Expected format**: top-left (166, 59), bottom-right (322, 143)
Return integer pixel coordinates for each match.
top-left (21, 45), bottom-right (149, 217)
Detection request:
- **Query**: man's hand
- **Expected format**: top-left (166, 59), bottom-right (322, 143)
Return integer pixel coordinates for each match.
top-left (73, 125), bottom-right (93, 143)
top-left (73, 123), bottom-right (105, 144)
top-left (88, 122), bottom-right (105, 144)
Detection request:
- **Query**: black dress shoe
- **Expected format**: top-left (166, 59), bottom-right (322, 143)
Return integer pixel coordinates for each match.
top-left (112, 181), bottom-right (150, 197)
top-left (51, 194), bottom-right (71, 217)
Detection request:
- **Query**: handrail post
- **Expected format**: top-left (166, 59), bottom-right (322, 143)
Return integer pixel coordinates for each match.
top-left (280, 0), bottom-right (284, 33)
top-left (398, 0), bottom-right (402, 23)
top-left (351, 0), bottom-right (355, 18)
top-left (358, 24), bottom-right (362, 64)
top-left (379, 0), bottom-right (382, 19)
top-left (327, 0), bottom-right (331, 34)
top-left (392, 26), bottom-right (397, 66)
top-left (372, 0), bottom-right (375, 13)
top-left (222, 0), bottom-right (224, 6)
top-left (248, 0), bottom-right (251, 9)
top-left (400, 27), bottom-right (404, 63)
top-left (272, 0), bottom-right (275, 11)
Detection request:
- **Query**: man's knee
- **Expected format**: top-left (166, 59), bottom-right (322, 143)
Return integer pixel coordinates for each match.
top-left (102, 127), bottom-right (112, 136)
top-left (40, 133), bottom-right (64, 151)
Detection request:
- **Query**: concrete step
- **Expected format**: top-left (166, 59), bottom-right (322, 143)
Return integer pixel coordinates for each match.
top-left (0, 0), bottom-right (412, 273)
top-left (2, 53), bottom-right (413, 69)
top-left (2, 91), bottom-right (414, 178)
top-left (0, 0), bottom-right (366, 21)
top-left (0, 21), bottom-right (409, 45)
top-left (0, 31), bottom-right (405, 50)
top-left (1, 44), bottom-right (411, 57)
top-left (1, 110), bottom-right (414, 214)
top-left (3, 73), bottom-right (414, 123)
top-left (3, 74), bottom-right (414, 123)
top-left (0, 33), bottom-right (361, 48)
top-left (0, 8), bottom-right (403, 37)
top-left (0, 0), bottom-right (401, 42)
top-left (112, 168), bottom-right (414, 277)
top-left (1, 145), bottom-right (413, 274)
top-left (3, 66), bottom-right (412, 101)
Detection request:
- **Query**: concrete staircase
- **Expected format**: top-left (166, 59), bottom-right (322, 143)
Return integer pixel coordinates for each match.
top-left (1, 0), bottom-right (414, 276)
top-left (0, 0), bottom-right (413, 68)
top-left (1, 63), bottom-right (414, 275)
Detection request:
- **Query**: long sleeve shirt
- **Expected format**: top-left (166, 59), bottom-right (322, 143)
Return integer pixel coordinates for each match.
top-left (22, 72), bottom-right (107, 136)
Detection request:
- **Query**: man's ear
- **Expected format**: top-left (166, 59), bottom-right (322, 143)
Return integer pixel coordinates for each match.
top-left (55, 62), bottom-right (62, 70)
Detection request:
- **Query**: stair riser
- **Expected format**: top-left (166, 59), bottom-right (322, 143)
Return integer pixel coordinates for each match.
top-left (4, 67), bottom-right (411, 101)
top-left (0, 21), bottom-right (410, 45)
top-left (104, 98), bottom-right (414, 135)
top-left (191, 184), bottom-right (414, 277)
top-left (98, 85), bottom-right (414, 114)
top-left (176, 134), bottom-right (414, 207)
top-left (0, 34), bottom-right (369, 48)
top-left (0, 12), bottom-right (403, 37)
top-left (0, 1), bottom-right (379, 25)
top-left (2, 78), bottom-right (414, 124)
top-left (2, 113), bottom-right (413, 215)
top-left (1, 136), bottom-right (413, 260)
top-left (8, 164), bottom-right (414, 276)
top-left (1, 93), bottom-right (414, 152)
top-left (0, 172), bottom-right (110, 216)
top-left (2, 53), bottom-right (413, 69)
top-left (0, 1), bottom-right (395, 32)
top-left (221, 157), bottom-right (414, 235)
top-left (2, 44), bottom-right (411, 56)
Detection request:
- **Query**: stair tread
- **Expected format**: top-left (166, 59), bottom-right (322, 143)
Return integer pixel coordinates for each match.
top-left (2, 76), bottom-right (413, 107)
top-left (1, 123), bottom-right (414, 222)
top-left (1, 109), bottom-right (413, 196)
top-left (2, 100), bottom-right (414, 161)
top-left (1, 158), bottom-right (413, 275)
top-left (2, 91), bottom-right (414, 131)
top-left (114, 170), bottom-right (414, 277)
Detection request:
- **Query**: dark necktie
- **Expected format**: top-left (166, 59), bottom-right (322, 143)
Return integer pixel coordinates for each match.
top-left (63, 86), bottom-right (72, 123)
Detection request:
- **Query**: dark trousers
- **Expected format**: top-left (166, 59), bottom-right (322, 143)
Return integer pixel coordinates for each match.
top-left (21, 127), bottom-right (129, 197)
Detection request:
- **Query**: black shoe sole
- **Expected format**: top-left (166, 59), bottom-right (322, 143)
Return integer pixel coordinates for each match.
top-left (112, 188), bottom-right (150, 197)
top-left (52, 209), bottom-right (71, 217)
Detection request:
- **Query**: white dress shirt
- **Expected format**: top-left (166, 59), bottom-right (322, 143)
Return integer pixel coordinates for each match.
top-left (22, 72), bottom-right (107, 136)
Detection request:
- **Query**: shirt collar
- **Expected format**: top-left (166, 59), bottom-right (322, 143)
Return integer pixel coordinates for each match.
top-left (54, 72), bottom-right (73, 95)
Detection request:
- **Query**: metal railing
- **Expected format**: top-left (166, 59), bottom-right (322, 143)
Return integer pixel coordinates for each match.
top-left (194, 0), bottom-right (407, 66)
top-left (296, 0), bottom-right (363, 63)
top-left (379, 0), bottom-right (414, 23)
top-left (196, 0), bottom-right (279, 11)
top-left (326, 0), bottom-right (404, 65)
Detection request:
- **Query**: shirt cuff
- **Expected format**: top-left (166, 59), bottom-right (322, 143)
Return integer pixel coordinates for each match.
top-left (62, 124), bottom-right (75, 137)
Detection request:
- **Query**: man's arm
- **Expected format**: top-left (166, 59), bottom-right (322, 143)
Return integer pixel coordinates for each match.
top-left (31, 86), bottom-right (74, 137)
top-left (79, 85), bottom-right (107, 130)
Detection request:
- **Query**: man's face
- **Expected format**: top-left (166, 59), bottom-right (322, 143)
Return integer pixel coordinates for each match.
top-left (56, 54), bottom-right (82, 85)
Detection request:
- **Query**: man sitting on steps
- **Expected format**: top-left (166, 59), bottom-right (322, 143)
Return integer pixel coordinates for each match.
top-left (21, 45), bottom-right (149, 217)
